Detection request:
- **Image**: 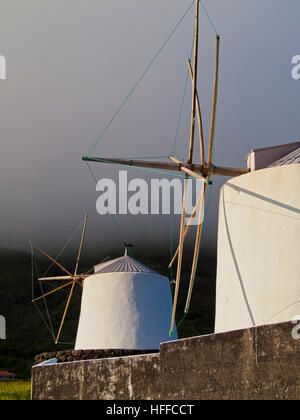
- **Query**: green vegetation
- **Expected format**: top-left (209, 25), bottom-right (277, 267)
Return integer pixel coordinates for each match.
top-left (0, 381), bottom-right (31, 400)
top-left (0, 247), bottom-right (216, 382)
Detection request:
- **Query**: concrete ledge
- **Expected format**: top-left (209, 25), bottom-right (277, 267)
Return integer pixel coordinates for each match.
top-left (161, 322), bottom-right (300, 400)
top-left (32, 353), bottom-right (160, 400)
top-left (32, 321), bottom-right (300, 400)
top-left (34, 349), bottom-right (158, 365)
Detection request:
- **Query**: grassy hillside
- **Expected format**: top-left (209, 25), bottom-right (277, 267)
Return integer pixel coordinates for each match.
top-left (0, 248), bottom-right (216, 379)
top-left (0, 381), bottom-right (31, 400)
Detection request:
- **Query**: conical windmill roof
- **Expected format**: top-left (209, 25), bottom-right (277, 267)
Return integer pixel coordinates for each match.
top-left (268, 147), bottom-right (300, 167)
top-left (94, 254), bottom-right (158, 275)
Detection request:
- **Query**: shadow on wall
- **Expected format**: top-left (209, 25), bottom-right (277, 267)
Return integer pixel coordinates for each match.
top-left (226, 182), bottom-right (300, 216)
top-left (222, 188), bottom-right (256, 328)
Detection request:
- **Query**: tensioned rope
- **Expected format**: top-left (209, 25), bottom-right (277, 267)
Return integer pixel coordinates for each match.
top-left (84, 1), bottom-right (218, 247)
top-left (172, 33), bottom-right (195, 157)
top-left (31, 243), bottom-right (56, 341)
top-left (40, 218), bottom-right (85, 282)
top-left (199, 0), bottom-right (218, 35)
top-left (30, 216), bottom-right (87, 343)
top-left (86, 1), bottom-right (217, 159)
top-left (85, 155), bottom-right (200, 257)
top-left (86, 161), bottom-right (128, 247)
top-left (86, 0), bottom-right (196, 158)
top-left (85, 157), bottom-right (207, 257)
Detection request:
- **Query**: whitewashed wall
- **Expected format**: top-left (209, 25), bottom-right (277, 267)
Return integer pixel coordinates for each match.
top-left (75, 272), bottom-right (177, 350)
top-left (215, 165), bottom-right (300, 333)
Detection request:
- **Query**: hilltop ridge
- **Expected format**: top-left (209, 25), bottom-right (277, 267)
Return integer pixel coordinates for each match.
top-left (0, 248), bottom-right (216, 378)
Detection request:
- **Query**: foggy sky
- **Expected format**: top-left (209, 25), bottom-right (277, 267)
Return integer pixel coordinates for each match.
top-left (0, 0), bottom-right (299, 260)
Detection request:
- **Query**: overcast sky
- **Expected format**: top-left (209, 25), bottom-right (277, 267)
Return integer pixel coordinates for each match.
top-left (0, 0), bottom-right (299, 260)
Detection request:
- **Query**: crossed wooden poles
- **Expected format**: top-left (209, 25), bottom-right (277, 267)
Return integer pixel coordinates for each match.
top-left (32, 215), bottom-right (89, 344)
top-left (83, 1), bottom-right (248, 334)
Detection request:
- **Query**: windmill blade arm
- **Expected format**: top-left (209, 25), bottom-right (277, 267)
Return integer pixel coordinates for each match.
top-left (209, 165), bottom-right (249, 178)
top-left (83, 156), bottom-right (201, 173)
top-left (188, 59), bottom-right (205, 166)
top-left (38, 276), bottom-right (73, 281)
top-left (169, 156), bottom-right (206, 181)
top-left (32, 243), bottom-right (73, 277)
top-left (83, 157), bottom-right (248, 178)
top-left (184, 183), bottom-right (208, 313)
top-left (187, 0), bottom-right (200, 166)
top-left (55, 282), bottom-right (76, 344)
top-left (32, 280), bottom-right (74, 303)
top-left (180, 167), bottom-right (207, 182)
top-left (169, 190), bottom-right (204, 268)
top-left (169, 177), bottom-right (189, 336)
top-left (207, 35), bottom-right (220, 169)
top-left (168, 155), bottom-right (182, 165)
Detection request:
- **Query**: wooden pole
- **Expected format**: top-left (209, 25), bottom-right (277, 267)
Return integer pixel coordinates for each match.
top-left (208, 164), bottom-right (248, 178)
top-left (184, 183), bottom-right (207, 313)
top-left (180, 166), bottom-right (207, 182)
top-left (183, 34), bottom-right (221, 313)
top-left (74, 214), bottom-right (88, 276)
top-left (169, 177), bottom-right (188, 335)
top-left (38, 275), bottom-right (87, 281)
top-left (32, 243), bottom-right (73, 277)
top-left (84, 156), bottom-right (185, 172)
top-left (188, 59), bottom-right (205, 166)
top-left (38, 276), bottom-right (73, 281)
top-left (207, 35), bottom-right (220, 170)
top-left (170, 156), bottom-right (206, 180)
top-left (169, 191), bottom-right (203, 268)
top-left (55, 282), bottom-right (76, 344)
top-left (187, 0), bottom-right (200, 165)
top-left (32, 281), bottom-right (74, 303)
top-left (83, 157), bottom-right (248, 178)
top-left (169, 156), bottom-right (182, 165)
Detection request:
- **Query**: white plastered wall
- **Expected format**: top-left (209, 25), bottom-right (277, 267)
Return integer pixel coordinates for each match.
top-left (75, 272), bottom-right (177, 350)
top-left (215, 165), bottom-right (300, 333)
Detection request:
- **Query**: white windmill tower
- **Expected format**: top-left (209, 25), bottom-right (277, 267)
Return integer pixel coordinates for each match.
top-left (75, 245), bottom-right (177, 350)
top-left (32, 216), bottom-right (177, 349)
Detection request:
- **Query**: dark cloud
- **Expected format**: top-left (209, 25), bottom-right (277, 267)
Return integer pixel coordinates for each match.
top-left (0, 0), bottom-right (299, 258)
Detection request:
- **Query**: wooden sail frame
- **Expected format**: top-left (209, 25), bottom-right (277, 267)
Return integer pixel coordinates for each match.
top-left (82, 1), bottom-right (249, 334)
top-left (32, 215), bottom-right (89, 344)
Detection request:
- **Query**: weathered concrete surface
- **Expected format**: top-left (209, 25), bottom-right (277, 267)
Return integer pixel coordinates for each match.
top-left (161, 322), bottom-right (300, 400)
top-left (32, 321), bottom-right (300, 400)
top-left (32, 353), bottom-right (160, 400)
top-left (161, 327), bottom-right (254, 400)
top-left (34, 349), bottom-right (158, 366)
top-left (254, 322), bottom-right (300, 400)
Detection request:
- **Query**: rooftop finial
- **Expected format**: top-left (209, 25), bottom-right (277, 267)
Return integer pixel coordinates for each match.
top-left (124, 243), bottom-right (133, 256)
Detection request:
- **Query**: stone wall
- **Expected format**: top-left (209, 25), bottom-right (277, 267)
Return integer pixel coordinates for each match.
top-left (32, 321), bottom-right (300, 400)
top-left (32, 353), bottom-right (160, 400)
top-left (34, 349), bottom-right (158, 365)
